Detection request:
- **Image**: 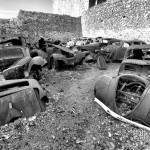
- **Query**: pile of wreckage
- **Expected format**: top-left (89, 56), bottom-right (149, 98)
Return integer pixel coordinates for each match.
top-left (0, 34), bottom-right (49, 126)
top-left (29, 36), bottom-right (147, 71)
top-left (66, 36), bottom-right (150, 131)
top-left (1, 33), bottom-right (150, 131)
top-left (94, 43), bottom-right (150, 131)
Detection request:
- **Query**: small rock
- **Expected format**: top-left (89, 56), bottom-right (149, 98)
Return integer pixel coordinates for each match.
top-left (87, 130), bottom-right (91, 134)
top-left (108, 132), bottom-right (112, 137)
top-left (2, 134), bottom-right (10, 139)
top-left (51, 135), bottom-right (55, 139)
top-left (76, 139), bottom-right (86, 144)
top-left (93, 137), bottom-right (96, 141)
top-left (106, 141), bottom-right (115, 150)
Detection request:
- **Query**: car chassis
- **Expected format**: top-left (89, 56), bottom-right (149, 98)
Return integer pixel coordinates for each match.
top-left (94, 44), bottom-right (150, 131)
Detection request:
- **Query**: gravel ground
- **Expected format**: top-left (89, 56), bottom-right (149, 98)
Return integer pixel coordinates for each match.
top-left (0, 63), bottom-right (150, 150)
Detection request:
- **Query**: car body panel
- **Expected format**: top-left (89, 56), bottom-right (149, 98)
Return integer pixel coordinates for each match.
top-left (119, 44), bottom-right (150, 77)
top-left (94, 74), bottom-right (150, 128)
top-left (46, 44), bottom-right (89, 68)
top-left (102, 43), bottom-right (127, 61)
top-left (94, 75), bottom-right (119, 113)
top-left (51, 51), bottom-right (89, 66)
top-left (0, 46), bottom-right (46, 80)
top-left (0, 79), bottom-right (48, 126)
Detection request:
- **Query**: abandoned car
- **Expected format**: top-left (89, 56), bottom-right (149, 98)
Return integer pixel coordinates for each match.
top-left (94, 44), bottom-right (150, 130)
top-left (0, 79), bottom-right (48, 126)
top-left (45, 44), bottom-right (89, 69)
top-left (76, 38), bottom-right (127, 62)
top-left (0, 36), bottom-right (47, 80)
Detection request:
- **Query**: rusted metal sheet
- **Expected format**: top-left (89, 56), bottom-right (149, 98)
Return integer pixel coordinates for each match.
top-left (94, 73), bottom-right (150, 130)
top-left (94, 43), bottom-right (150, 130)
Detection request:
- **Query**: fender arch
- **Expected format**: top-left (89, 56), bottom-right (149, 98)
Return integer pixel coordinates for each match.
top-left (28, 56), bottom-right (47, 73)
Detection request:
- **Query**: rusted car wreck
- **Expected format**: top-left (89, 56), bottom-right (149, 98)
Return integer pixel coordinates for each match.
top-left (0, 35), bottom-right (48, 125)
top-left (0, 35), bottom-right (47, 80)
top-left (0, 79), bottom-right (48, 126)
top-left (94, 44), bottom-right (150, 130)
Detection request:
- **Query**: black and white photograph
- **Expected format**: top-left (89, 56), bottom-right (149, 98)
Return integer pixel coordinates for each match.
top-left (0, 0), bottom-right (150, 149)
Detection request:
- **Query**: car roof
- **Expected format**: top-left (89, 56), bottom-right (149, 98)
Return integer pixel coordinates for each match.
top-left (127, 44), bottom-right (150, 50)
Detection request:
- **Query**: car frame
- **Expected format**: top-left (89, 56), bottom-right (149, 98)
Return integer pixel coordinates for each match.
top-left (0, 35), bottom-right (47, 80)
top-left (0, 78), bottom-right (48, 126)
top-left (94, 44), bottom-right (150, 131)
top-left (45, 44), bottom-right (89, 70)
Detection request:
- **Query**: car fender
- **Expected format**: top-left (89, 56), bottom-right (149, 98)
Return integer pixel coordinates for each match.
top-left (28, 56), bottom-right (47, 73)
top-left (31, 49), bottom-right (47, 59)
top-left (94, 75), bottom-right (119, 113)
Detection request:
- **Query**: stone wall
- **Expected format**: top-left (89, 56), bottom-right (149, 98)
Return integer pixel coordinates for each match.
top-left (0, 10), bottom-right (82, 43)
top-left (17, 10), bottom-right (82, 42)
top-left (0, 18), bottom-right (19, 38)
top-left (81, 0), bottom-right (150, 43)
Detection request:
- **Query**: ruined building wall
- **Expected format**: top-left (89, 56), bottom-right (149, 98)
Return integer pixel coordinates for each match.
top-left (17, 10), bottom-right (82, 42)
top-left (81, 0), bottom-right (150, 43)
top-left (0, 10), bottom-right (82, 42)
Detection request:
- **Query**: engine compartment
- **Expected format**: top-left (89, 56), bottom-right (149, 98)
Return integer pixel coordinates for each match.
top-left (116, 76), bottom-right (146, 116)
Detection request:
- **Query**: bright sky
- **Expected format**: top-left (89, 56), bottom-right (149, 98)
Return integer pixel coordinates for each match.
top-left (0, 0), bottom-right (53, 18)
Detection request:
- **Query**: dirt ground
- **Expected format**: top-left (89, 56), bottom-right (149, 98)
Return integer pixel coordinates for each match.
top-left (0, 63), bottom-right (150, 150)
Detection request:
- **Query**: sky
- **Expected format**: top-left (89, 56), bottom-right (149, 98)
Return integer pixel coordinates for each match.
top-left (0, 0), bottom-right (53, 18)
